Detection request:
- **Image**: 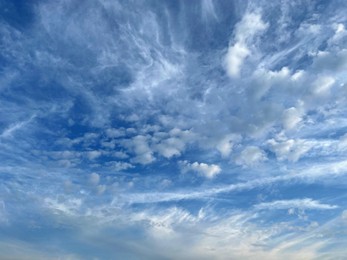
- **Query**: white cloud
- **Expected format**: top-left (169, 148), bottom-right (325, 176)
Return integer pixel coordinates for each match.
top-left (311, 49), bottom-right (347, 72)
top-left (225, 11), bottom-right (268, 77)
top-left (250, 67), bottom-right (291, 100)
top-left (86, 150), bottom-right (102, 160)
top-left (282, 107), bottom-right (302, 130)
top-left (127, 135), bottom-right (155, 165)
top-left (112, 151), bottom-right (129, 159)
top-left (181, 160), bottom-right (221, 179)
top-left (216, 134), bottom-right (240, 158)
top-left (0, 115), bottom-right (36, 139)
top-left (105, 128), bottom-right (125, 138)
top-left (44, 197), bottom-right (82, 216)
top-left (201, 0), bottom-right (218, 21)
top-left (255, 198), bottom-right (338, 210)
top-left (225, 42), bottom-right (250, 77)
top-left (235, 146), bottom-right (267, 166)
top-left (329, 23), bottom-right (347, 45)
top-left (109, 161), bottom-right (134, 171)
top-left (311, 75), bottom-right (335, 96)
top-left (122, 159), bottom-right (347, 204)
top-left (155, 137), bottom-right (185, 158)
top-left (267, 137), bottom-right (313, 162)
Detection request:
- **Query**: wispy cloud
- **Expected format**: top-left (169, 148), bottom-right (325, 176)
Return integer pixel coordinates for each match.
top-left (254, 198), bottom-right (338, 211)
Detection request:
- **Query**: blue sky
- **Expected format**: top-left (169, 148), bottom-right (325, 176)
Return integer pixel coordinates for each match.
top-left (1, 0), bottom-right (347, 259)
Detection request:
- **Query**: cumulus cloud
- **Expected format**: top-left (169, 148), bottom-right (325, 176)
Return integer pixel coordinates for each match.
top-left (235, 146), bottom-right (267, 166)
top-left (215, 134), bottom-right (240, 158)
top-left (225, 11), bottom-right (268, 77)
top-left (180, 160), bottom-right (221, 179)
top-left (155, 137), bottom-right (185, 158)
top-left (267, 137), bottom-right (313, 162)
top-left (127, 135), bottom-right (155, 165)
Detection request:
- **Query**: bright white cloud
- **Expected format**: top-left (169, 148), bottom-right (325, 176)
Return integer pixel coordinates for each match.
top-left (181, 160), bottom-right (221, 179)
top-left (225, 11), bottom-right (268, 77)
top-left (216, 134), bottom-right (240, 158)
top-left (155, 137), bottom-right (185, 158)
top-left (267, 137), bottom-right (313, 162)
top-left (255, 198), bottom-right (338, 210)
top-left (235, 146), bottom-right (267, 166)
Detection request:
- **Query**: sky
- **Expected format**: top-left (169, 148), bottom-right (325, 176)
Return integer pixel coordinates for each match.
top-left (1, 0), bottom-right (347, 259)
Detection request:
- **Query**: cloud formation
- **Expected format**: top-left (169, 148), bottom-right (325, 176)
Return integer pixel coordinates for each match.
top-left (1, 0), bottom-right (347, 259)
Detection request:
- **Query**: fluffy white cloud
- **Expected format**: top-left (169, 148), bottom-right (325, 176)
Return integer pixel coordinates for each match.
top-left (155, 137), bottom-right (185, 158)
top-left (128, 135), bottom-right (155, 165)
top-left (225, 12), bottom-right (268, 77)
top-left (216, 134), bottom-right (240, 158)
top-left (235, 146), bottom-right (267, 166)
top-left (329, 23), bottom-right (347, 46)
top-left (181, 160), bottom-right (221, 179)
top-left (267, 137), bottom-right (313, 162)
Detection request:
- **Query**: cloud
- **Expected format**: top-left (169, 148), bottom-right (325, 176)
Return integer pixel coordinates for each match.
top-left (44, 197), bottom-right (83, 216)
top-left (235, 146), bottom-right (267, 166)
top-left (108, 161), bottom-right (134, 171)
top-left (282, 107), bottom-right (302, 130)
top-left (180, 160), bottom-right (221, 179)
top-left (267, 135), bottom-right (314, 162)
top-left (155, 137), bottom-right (185, 158)
top-left (127, 135), bottom-right (155, 165)
top-left (105, 128), bottom-right (125, 138)
top-left (225, 11), bottom-right (268, 77)
top-left (86, 150), bottom-right (102, 160)
top-left (89, 172), bottom-right (100, 185)
top-left (311, 76), bottom-right (335, 96)
top-left (120, 159), bottom-right (347, 204)
top-left (254, 198), bottom-right (338, 211)
top-left (1, 0), bottom-right (347, 259)
top-left (215, 134), bottom-right (240, 158)
top-left (0, 115), bottom-right (36, 139)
